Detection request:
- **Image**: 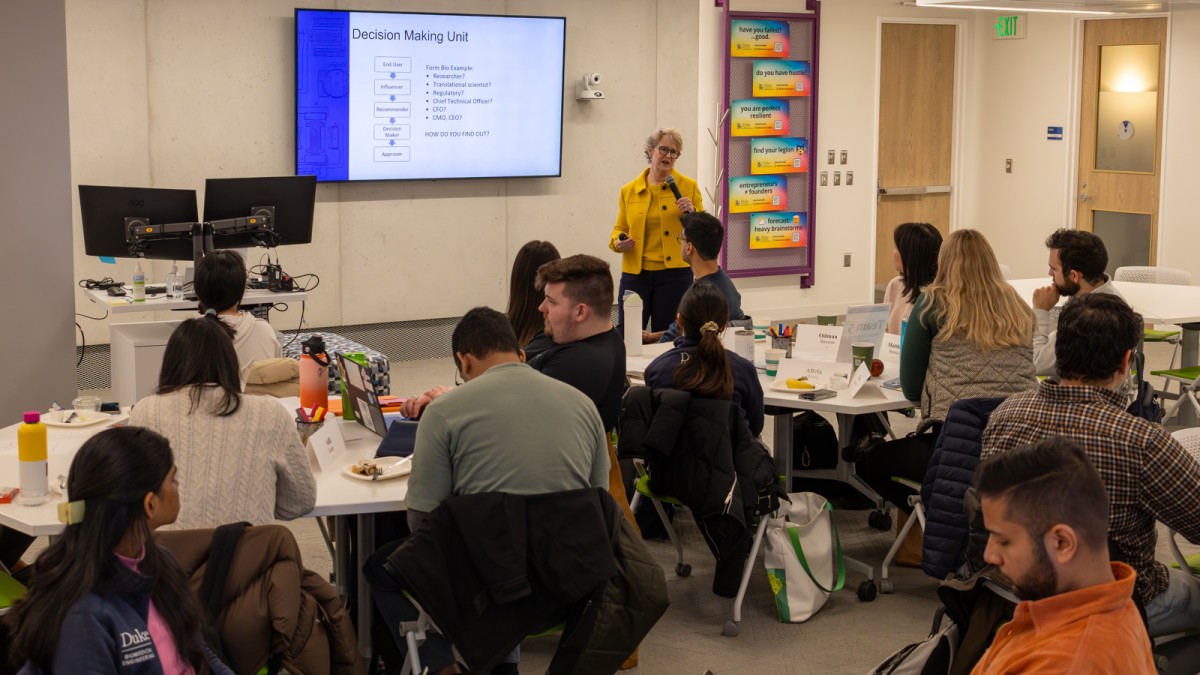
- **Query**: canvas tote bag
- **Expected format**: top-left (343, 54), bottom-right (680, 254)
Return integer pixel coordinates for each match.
top-left (762, 492), bottom-right (845, 622)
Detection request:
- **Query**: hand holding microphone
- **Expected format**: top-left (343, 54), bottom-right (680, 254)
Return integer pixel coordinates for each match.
top-left (615, 232), bottom-right (636, 252)
top-left (665, 176), bottom-right (695, 213)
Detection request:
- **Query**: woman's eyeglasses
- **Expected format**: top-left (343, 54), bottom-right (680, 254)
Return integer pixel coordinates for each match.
top-left (652, 145), bottom-right (681, 159)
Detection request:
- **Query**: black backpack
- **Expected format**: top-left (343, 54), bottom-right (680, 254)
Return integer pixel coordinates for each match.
top-left (1126, 351), bottom-right (1163, 424)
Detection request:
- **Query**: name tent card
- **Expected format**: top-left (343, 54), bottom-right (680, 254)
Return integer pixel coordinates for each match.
top-left (790, 324), bottom-right (842, 361)
top-left (309, 419), bottom-right (348, 472)
top-left (835, 303), bottom-right (890, 364)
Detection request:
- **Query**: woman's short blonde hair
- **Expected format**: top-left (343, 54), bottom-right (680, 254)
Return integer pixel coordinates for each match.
top-left (644, 127), bottom-right (684, 163)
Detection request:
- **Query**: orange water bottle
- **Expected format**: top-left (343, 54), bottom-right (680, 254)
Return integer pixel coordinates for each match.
top-left (17, 411), bottom-right (49, 506)
top-left (299, 336), bottom-right (330, 412)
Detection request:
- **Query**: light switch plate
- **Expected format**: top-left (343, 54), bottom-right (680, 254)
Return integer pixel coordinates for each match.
top-left (846, 171), bottom-right (854, 186)
top-left (827, 150), bottom-right (835, 165)
top-left (844, 253), bottom-right (851, 267)
top-left (819, 171), bottom-right (828, 186)
top-left (840, 150), bottom-right (848, 165)
top-left (833, 171), bottom-right (841, 186)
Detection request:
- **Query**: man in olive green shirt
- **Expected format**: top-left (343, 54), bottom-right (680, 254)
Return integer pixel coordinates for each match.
top-left (405, 306), bottom-right (610, 524)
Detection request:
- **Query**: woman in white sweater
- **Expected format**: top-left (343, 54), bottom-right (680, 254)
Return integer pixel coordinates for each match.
top-left (129, 316), bottom-right (316, 529)
top-left (195, 250), bottom-right (283, 388)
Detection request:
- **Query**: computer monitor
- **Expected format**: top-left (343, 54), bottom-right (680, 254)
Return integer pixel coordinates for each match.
top-left (78, 185), bottom-right (199, 260)
top-left (202, 175), bottom-right (317, 249)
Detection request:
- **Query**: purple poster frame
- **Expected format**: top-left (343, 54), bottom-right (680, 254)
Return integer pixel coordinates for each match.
top-left (719, 1), bottom-right (820, 287)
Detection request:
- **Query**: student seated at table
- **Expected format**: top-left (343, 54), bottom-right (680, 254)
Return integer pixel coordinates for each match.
top-left (645, 211), bottom-right (744, 344)
top-left (883, 222), bottom-right (942, 335)
top-left (366, 307), bottom-right (610, 675)
top-left (860, 229), bottom-right (1036, 523)
top-left (128, 317), bottom-right (315, 529)
top-left (642, 281), bottom-right (763, 437)
top-left (971, 437), bottom-right (1155, 674)
top-left (505, 239), bottom-right (561, 348)
top-left (5, 426), bottom-right (235, 675)
top-left (195, 250), bottom-right (282, 388)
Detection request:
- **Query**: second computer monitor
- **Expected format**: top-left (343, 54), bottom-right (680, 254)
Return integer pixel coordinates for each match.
top-left (202, 175), bottom-right (316, 249)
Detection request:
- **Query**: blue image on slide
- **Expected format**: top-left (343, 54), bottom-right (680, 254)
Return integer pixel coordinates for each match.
top-left (296, 10), bottom-right (350, 181)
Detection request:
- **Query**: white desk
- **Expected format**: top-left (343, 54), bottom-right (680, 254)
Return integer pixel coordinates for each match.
top-left (1009, 277), bottom-right (1200, 367)
top-left (0, 412), bottom-right (399, 657)
top-left (1011, 277), bottom-right (1200, 424)
top-left (85, 287), bottom-right (308, 314)
top-left (626, 342), bottom-right (916, 503)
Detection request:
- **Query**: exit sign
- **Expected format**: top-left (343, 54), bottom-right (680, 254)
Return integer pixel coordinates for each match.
top-left (993, 14), bottom-right (1027, 40)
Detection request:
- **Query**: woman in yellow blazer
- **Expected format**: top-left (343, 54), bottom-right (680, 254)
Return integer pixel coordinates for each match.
top-left (609, 127), bottom-right (705, 337)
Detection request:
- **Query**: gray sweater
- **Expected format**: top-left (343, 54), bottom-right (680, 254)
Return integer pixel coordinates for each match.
top-left (1032, 276), bottom-right (1125, 378)
top-left (128, 387), bottom-right (317, 529)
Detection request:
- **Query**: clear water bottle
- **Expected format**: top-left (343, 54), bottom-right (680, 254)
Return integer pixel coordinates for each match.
top-left (166, 262), bottom-right (184, 299)
top-left (132, 260), bottom-right (146, 302)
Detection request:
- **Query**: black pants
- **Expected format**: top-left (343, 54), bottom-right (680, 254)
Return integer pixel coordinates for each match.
top-left (858, 423), bottom-right (941, 514)
top-left (617, 268), bottom-right (693, 333)
top-left (0, 527), bottom-right (33, 573)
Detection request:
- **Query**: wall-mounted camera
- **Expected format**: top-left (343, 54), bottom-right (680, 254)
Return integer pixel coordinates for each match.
top-left (575, 72), bottom-right (604, 101)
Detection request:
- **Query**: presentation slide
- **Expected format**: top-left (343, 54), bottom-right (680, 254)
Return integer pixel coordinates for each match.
top-left (296, 9), bottom-right (565, 182)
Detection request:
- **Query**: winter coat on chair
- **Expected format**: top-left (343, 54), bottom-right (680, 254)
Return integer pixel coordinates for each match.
top-left (618, 386), bottom-right (783, 597)
top-left (157, 524), bottom-right (361, 675)
top-left (920, 397), bottom-right (1006, 581)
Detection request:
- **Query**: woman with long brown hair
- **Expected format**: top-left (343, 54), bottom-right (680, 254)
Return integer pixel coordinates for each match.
top-left (643, 281), bottom-right (763, 436)
top-left (505, 240), bottom-right (561, 348)
top-left (861, 229), bottom-right (1036, 516)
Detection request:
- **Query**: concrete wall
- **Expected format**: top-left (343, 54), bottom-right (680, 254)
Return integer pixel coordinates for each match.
top-left (62, 1), bottom-right (1200, 349)
top-left (1, 1), bottom-right (77, 415)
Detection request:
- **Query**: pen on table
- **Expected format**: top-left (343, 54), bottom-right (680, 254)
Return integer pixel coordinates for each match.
top-left (297, 407), bottom-right (310, 422)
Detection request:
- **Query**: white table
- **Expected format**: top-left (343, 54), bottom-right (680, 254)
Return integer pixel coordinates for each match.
top-left (0, 412), bottom-right (399, 658)
top-left (85, 287), bottom-right (307, 314)
top-left (1009, 277), bottom-right (1200, 368)
top-left (627, 342), bottom-right (916, 505)
top-left (1011, 277), bottom-right (1200, 423)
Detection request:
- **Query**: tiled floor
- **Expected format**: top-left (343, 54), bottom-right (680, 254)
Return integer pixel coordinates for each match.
top-left (57, 339), bottom-right (1200, 673)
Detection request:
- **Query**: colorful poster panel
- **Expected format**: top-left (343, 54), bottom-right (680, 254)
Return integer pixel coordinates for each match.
top-left (750, 138), bottom-right (808, 175)
top-left (750, 212), bottom-right (807, 249)
top-left (731, 99), bottom-right (789, 137)
top-left (752, 60), bottom-right (811, 97)
top-left (728, 176), bottom-right (787, 214)
top-left (731, 20), bottom-right (789, 58)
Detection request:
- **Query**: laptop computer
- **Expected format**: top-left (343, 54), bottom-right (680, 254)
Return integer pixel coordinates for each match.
top-left (336, 353), bottom-right (390, 436)
top-left (336, 353), bottom-right (418, 457)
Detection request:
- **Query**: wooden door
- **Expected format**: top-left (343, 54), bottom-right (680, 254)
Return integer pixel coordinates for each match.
top-left (1076, 18), bottom-right (1166, 272)
top-left (875, 24), bottom-right (956, 287)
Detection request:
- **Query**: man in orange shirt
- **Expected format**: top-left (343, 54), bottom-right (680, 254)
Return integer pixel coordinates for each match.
top-left (971, 436), bottom-right (1155, 674)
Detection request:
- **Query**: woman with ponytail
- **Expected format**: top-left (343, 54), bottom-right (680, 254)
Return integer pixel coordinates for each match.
top-left (128, 318), bottom-right (315, 529)
top-left (194, 250), bottom-right (282, 389)
top-left (6, 426), bottom-right (234, 674)
top-left (643, 281), bottom-right (763, 436)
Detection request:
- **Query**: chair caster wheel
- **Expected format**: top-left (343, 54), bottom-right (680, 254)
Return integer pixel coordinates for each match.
top-left (879, 578), bottom-right (894, 594)
top-left (868, 510), bottom-right (892, 531)
top-left (675, 562), bottom-right (692, 577)
top-left (721, 620), bottom-right (740, 637)
top-left (857, 580), bottom-right (877, 602)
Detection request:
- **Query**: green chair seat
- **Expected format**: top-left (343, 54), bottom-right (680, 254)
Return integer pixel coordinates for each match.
top-left (1170, 551), bottom-right (1200, 575)
top-left (1144, 329), bottom-right (1181, 342)
top-left (634, 474), bottom-right (684, 506)
top-left (0, 570), bottom-right (27, 609)
top-left (1151, 366), bottom-right (1200, 381)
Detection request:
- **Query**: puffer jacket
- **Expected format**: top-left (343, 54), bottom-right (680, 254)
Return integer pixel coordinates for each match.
top-left (920, 397), bottom-right (1006, 580)
top-left (157, 525), bottom-right (361, 675)
top-left (618, 386), bottom-right (782, 596)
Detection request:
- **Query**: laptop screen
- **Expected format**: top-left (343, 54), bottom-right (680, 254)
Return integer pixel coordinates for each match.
top-left (336, 353), bottom-right (389, 437)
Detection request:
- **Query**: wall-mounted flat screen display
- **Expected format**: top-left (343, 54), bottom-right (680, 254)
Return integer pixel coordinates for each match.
top-left (296, 8), bottom-right (565, 182)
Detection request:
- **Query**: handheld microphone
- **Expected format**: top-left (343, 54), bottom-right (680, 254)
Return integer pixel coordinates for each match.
top-left (665, 175), bottom-right (683, 202)
top-left (618, 233), bottom-right (628, 241)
